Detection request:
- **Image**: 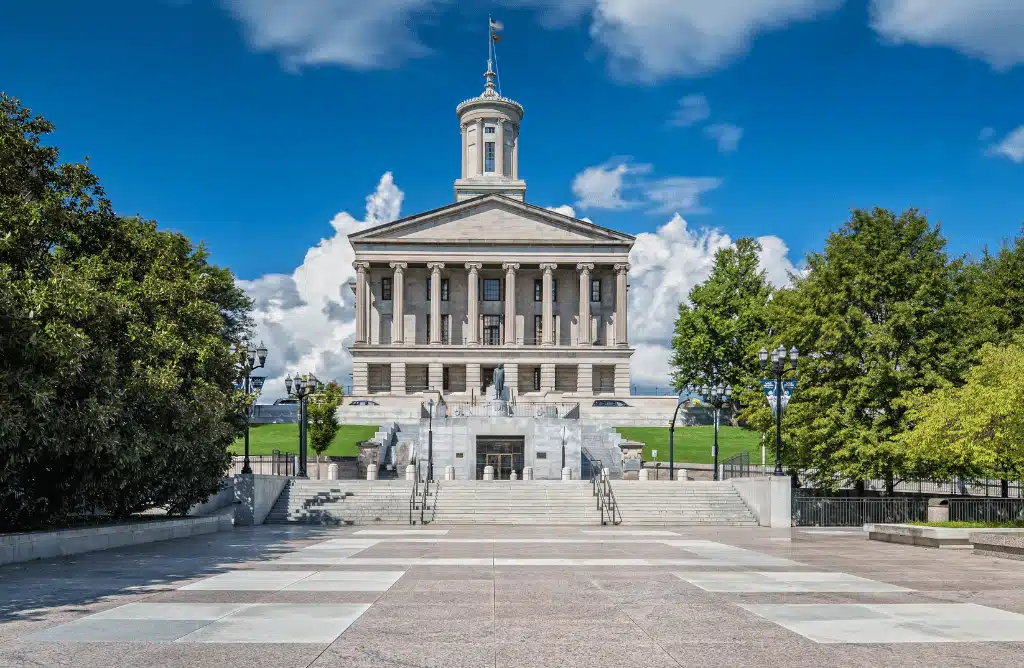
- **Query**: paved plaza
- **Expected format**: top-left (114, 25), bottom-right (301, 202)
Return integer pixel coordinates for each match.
top-left (3, 525), bottom-right (1024, 666)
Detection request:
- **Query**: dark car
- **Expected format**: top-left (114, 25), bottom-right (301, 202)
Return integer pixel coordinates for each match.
top-left (350, 399), bottom-right (379, 406)
top-left (273, 398), bottom-right (299, 405)
top-left (593, 399), bottom-right (629, 407)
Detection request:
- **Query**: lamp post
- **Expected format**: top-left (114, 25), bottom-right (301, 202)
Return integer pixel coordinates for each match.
top-left (668, 394), bottom-right (688, 481)
top-left (687, 382), bottom-right (733, 480)
top-left (233, 341), bottom-right (268, 475)
top-left (427, 398), bottom-right (434, 482)
top-left (285, 372), bottom-right (320, 478)
top-left (759, 344), bottom-right (799, 476)
top-left (561, 425), bottom-right (567, 471)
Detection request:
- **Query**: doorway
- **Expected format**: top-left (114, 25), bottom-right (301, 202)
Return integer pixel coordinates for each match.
top-left (476, 436), bottom-right (525, 480)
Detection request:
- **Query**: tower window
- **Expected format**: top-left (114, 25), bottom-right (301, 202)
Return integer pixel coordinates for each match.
top-left (590, 279), bottom-right (601, 303)
top-left (484, 126), bottom-right (495, 134)
top-left (484, 142), bottom-right (495, 172)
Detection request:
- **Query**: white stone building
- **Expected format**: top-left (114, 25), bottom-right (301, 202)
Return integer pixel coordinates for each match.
top-left (347, 58), bottom-right (634, 402)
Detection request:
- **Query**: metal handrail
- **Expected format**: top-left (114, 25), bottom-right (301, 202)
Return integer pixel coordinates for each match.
top-left (420, 477), bottom-right (430, 525)
top-left (601, 475), bottom-right (622, 525)
top-left (409, 474), bottom-right (419, 525)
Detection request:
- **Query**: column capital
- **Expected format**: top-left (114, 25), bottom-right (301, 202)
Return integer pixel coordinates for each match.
top-left (540, 263), bottom-right (558, 273)
top-left (502, 262), bottom-right (520, 273)
top-left (576, 263), bottom-right (595, 273)
top-left (389, 261), bottom-right (407, 272)
top-left (614, 263), bottom-right (631, 275)
top-left (427, 262), bottom-right (445, 272)
top-left (465, 262), bottom-right (482, 272)
top-left (353, 261), bottom-right (370, 273)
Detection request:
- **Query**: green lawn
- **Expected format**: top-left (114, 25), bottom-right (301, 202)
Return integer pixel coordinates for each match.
top-left (615, 426), bottom-right (771, 466)
top-left (230, 424), bottom-right (378, 457)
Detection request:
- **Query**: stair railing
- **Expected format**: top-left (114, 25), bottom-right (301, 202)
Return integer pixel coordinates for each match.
top-left (409, 474), bottom-right (420, 525)
top-left (600, 474), bottom-right (622, 525)
top-left (420, 476), bottom-right (430, 525)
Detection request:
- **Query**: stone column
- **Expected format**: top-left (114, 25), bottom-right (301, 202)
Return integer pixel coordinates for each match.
top-left (465, 263), bottom-right (481, 345)
top-left (391, 362), bottom-right (406, 394)
top-left (353, 261), bottom-right (369, 344)
top-left (512, 130), bottom-right (519, 180)
top-left (540, 263), bottom-right (558, 346)
top-left (577, 363), bottom-right (593, 395)
top-left (614, 263), bottom-right (630, 347)
top-left (389, 262), bottom-right (406, 344)
top-left (540, 363), bottom-right (555, 392)
top-left (461, 124), bottom-right (467, 178)
top-left (576, 263), bottom-right (594, 346)
top-left (505, 363), bottom-right (519, 395)
top-left (476, 119), bottom-right (484, 175)
top-left (614, 363), bottom-right (630, 397)
top-left (466, 363), bottom-right (482, 397)
top-left (429, 362), bottom-right (444, 392)
top-left (496, 120), bottom-right (505, 177)
top-left (352, 362), bottom-right (368, 395)
top-left (503, 263), bottom-right (519, 345)
top-left (428, 262), bottom-right (444, 344)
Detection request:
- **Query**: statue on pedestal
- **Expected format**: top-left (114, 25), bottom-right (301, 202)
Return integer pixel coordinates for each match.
top-left (493, 363), bottom-right (505, 397)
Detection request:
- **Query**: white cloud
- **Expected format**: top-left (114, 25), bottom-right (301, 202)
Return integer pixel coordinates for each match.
top-left (643, 177), bottom-right (723, 214)
top-left (668, 94), bottom-right (711, 127)
top-left (573, 159), bottom-right (721, 214)
top-left (870, 0), bottom-right (1024, 71)
top-left (240, 173), bottom-right (404, 402)
top-left (545, 204), bottom-right (593, 223)
top-left (985, 126), bottom-right (1024, 163)
top-left (627, 216), bottom-right (799, 386)
top-left (221, 1), bottom-right (841, 80)
top-left (571, 160), bottom-right (651, 210)
top-left (704, 123), bottom-right (743, 153)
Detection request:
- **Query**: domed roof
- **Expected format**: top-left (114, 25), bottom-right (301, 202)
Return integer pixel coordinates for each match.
top-left (456, 59), bottom-right (524, 119)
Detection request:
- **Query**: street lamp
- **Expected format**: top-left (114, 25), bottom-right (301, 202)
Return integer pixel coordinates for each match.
top-left (233, 341), bottom-right (268, 475)
top-left (561, 425), bottom-right (567, 471)
top-left (759, 344), bottom-right (798, 476)
top-left (687, 381), bottom-right (733, 480)
top-left (285, 371), bottom-right (320, 478)
top-left (427, 398), bottom-right (434, 482)
top-left (668, 392), bottom-right (690, 481)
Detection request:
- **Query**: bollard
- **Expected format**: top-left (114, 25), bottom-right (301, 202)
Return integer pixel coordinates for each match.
top-left (510, 470), bottom-right (518, 481)
top-left (444, 465), bottom-right (455, 481)
top-left (677, 468), bottom-right (689, 481)
top-left (561, 467), bottom-right (572, 481)
top-left (483, 465), bottom-right (495, 481)
top-left (366, 465), bottom-right (378, 481)
top-left (327, 463), bottom-right (339, 480)
top-left (639, 469), bottom-right (649, 481)
top-left (522, 466), bottom-right (534, 480)
top-left (405, 464), bottom-right (416, 481)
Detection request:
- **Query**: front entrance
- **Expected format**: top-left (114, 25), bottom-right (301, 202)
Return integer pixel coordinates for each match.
top-left (476, 437), bottom-right (525, 480)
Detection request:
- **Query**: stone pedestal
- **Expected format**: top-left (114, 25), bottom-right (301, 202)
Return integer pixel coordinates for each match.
top-left (522, 467), bottom-right (534, 480)
top-left (444, 465), bottom-right (456, 481)
top-left (928, 503), bottom-right (950, 523)
top-left (483, 465), bottom-right (495, 481)
top-left (639, 469), bottom-right (649, 481)
top-left (405, 464), bottom-right (417, 481)
top-left (327, 463), bottom-right (339, 480)
top-left (677, 469), bottom-right (689, 481)
top-left (561, 467), bottom-right (572, 481)
top-left (510, 471), bottom-right (518, 481)
top-left (366, 466), bottom-right (378, 481)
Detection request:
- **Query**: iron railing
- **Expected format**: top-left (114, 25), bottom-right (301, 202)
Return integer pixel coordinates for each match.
top-left (228, 452), bottom-right (296, 476)
top-left (440, 402), bottom-right (580, 419)
top-left (409, 474), bottom-right (419, 525)
top-left (721, 452), bottom-right (752, 480)
top-left (792, 496), bottom-right (928, 527)
top-left (949, 498), bottom-right (1024, 523)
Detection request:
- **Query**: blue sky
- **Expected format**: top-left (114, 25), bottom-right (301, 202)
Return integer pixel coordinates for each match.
top-left (3, 0), bottom-right (1022, 390)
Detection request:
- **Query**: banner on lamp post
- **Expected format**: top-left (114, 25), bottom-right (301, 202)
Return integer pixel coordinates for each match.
top-left (248, 376), bottom-right (266, 393)
top-left (761, 378), bottom-right (797, 419)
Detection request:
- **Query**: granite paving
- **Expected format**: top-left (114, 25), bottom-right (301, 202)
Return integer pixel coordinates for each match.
top-left (3, 523), bottom-right (1024, 666)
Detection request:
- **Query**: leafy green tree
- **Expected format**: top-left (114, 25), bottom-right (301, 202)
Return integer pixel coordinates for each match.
top-left (898, 341), bottom-right (1024, 492)
top-left (964, 231), bottom-right (1024, 350)
top-left (756, 208), bottom-right (967, 492)
top-left (0, 94), bottom-right (251, 529)
top-left (308, 381), bottom-right (344, 477)
top-left (670, 238), bottom-right (776, 424)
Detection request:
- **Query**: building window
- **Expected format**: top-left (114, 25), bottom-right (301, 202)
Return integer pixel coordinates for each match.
top-left (442, 367), bottom-right (450, 391)
top-left (590, 278), bottom-right (601, 303)
top-left (534, 279), bottom-right (542, 302)
top-left (485, 126), bottom-right (495, 134)
top-left (533, 367), bottom-right (541, 391)
top-left (483, 315), bottom-right (502, 345)
top-left (552, 279), bottom-right (558, 302)
top-left (534, 315), bottom-right (542, 344)
top-left (382, 277), bottom-right (392, 301)
top-left (425, 277), bottom-right (449, 301)
top-left (426, 314), bottom-right (450, 344)
top-left (536, 451), bottom-right (547, 459)
top-left (484, 142), bottom-right (495, 172)
top-left (483, 278), bottom-right (502, 301)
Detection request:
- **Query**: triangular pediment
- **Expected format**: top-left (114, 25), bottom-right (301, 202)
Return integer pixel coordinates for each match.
top-left (348, 195), bottom-right (633, 245)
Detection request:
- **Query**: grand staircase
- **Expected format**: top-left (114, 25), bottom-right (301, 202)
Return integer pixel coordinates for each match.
top-left (265, 480), bottom-right (413, 525)
top-left (609, 481), bottom-right (759, 526)
top-left (428, 481), bottom-right (601, 525)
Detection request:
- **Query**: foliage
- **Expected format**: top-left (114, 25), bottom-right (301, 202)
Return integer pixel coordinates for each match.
top-left (0, 94), bottom-right (251, 529)
top-left (963, 231), bottom-right (1024, 350)
top-left (747, 208), bottom-right (967, 489)
top-left (307, 381), bottom-right (344, 459)
top-left (898, 341), bottom-right (1024, 482)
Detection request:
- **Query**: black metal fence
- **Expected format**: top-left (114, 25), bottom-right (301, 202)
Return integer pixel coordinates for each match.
top-left (228, 452), bottom-right (297, 476)
top-left (792, 496), bottom-right (928, 526)
top-left (948, 498), bottom-right (1024, 523)
top-left (721, 452), bottom-right (751, 480)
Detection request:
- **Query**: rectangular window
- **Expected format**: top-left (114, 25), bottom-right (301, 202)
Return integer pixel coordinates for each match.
top-left (590, 278), bottom-right (601, 303)
top-left (382, 277), bottom-right (392, 301)
top-left (441, 278), bottom-right (449, 301)
top-left (483, 278), bottom-right (502, 301)
top-left (552, 279), bottom-right (558, 302)
top-left (484, 142), bottom-right (495, 172)
top-left (533, 367), bottom-right (541, 391)
top-left (536, 451), bottom-right (547, 459)
top-left (483, 315), bottom-right (502, 345)
top-left (485, 126), bottom-right (495, 134)
top-left (442, 366), bottom-right (450, 391)
top-left (534, 315), bottom-right (542, 344)
top-left (426, 314), bottom-right (450, 344)
top-left (534, 279), bottom-right (542, 302)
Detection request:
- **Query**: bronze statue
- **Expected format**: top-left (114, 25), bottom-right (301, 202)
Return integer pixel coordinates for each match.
top-left (493, 363), bottom-right (505, 396)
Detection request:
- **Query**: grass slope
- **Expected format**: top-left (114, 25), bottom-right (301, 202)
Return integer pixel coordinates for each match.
top-left (615, 426), bottom-right (771, 466)
top-left (229, 424), bottom-right (378, 457)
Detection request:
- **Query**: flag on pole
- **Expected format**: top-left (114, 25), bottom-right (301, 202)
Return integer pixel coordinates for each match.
top-left (490, 17), bottom-right (503, 42)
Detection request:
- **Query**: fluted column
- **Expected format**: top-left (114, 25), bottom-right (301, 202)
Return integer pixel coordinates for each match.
top-left (615, 263), bottom-right (630, 347)
top-left (476, 119), bottom-right (484, 175)
top-left (466, 263), bottom-right (481, 345)
top-left (428, 262), bottom-right (444, 344)
top-left (577, 263), bottom-right (594, 346)
top-left (512, 130), bottom-right (519, 180)
top-left (389, 262), bottom-right (406, 344)
top-left (502, 263), bottom-right (519, 345)
top-left (354, 261), bottom-right (369, 344)
top-left (540, 263), bottom-right (557, 346)
top-left (496, 121), bottom-right (505, 177)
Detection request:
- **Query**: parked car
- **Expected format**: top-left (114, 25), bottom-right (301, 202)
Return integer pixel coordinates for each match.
top-left (593, 399), bottom-right (630, 407)
top-left (350, 399), bottom-right (379, 406)
top-left (273, 398), bottom-right (299, 405)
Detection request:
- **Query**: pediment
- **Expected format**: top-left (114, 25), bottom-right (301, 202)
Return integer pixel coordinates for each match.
top-left (349, 195), bottom-right (633, 245)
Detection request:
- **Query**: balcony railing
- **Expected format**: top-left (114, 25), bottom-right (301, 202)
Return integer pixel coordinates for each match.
top-left (435, 402), bottom-right (580, 419)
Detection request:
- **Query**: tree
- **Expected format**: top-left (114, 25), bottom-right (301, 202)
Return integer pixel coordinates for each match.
top-left (0, 94), bottom-right (252, 529)
top-left (964, 231), bottom-right (1024, 350)
top-left (670, 237), bottom-right (776, 424)
top-left (756, 208), bottom-right (967, 491)
top-left (308, 381), bottom-right (344, 477)
top-left (898, 341), bottom-right (1024, 493)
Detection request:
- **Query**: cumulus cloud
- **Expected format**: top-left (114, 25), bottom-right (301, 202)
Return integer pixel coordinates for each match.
top-left (571, 160), bottom-right (651, 210)
top-left (668, 94), bottom-right (711, 127)
top-left (985, 126), bottom-right (1024, 163)
top-left (627, 216), bottom-right (800, 387)
top-left (240, 173), bottom-right (404, 402)
top-left (870, 0), bottom-right (1024, 71)
top-left (704, 123), bottom-right (744, 153)
top-left (572, 159), bottom-right (720, 214)
top-left (222, 0), bottom-right (841, 80)
top-left (545, 204), bottom-right (593, 223)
